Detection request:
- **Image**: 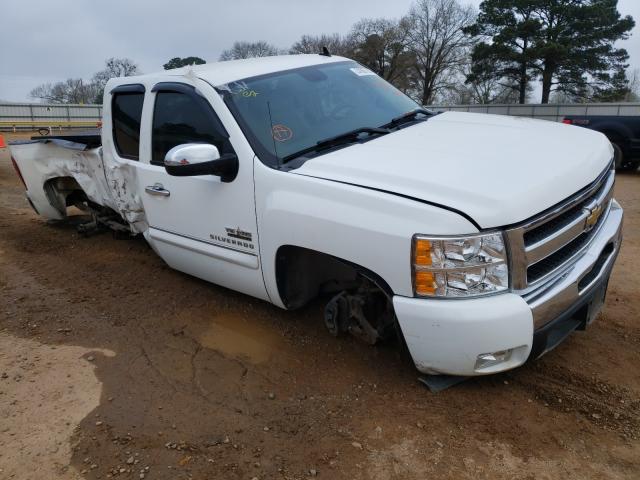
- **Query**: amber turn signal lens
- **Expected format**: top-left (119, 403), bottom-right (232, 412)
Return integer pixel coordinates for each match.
top-left (414, 239), bottom-right (432, 266)
top-left (415, 270), bottom-right (436, 295)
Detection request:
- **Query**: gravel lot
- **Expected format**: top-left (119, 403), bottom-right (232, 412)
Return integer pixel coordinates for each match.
top-left (1, 131), bottom-right (639, 479)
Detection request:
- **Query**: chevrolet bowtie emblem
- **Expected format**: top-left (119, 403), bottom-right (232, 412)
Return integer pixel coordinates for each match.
top-left (585, 203), bottom-right (603, 231)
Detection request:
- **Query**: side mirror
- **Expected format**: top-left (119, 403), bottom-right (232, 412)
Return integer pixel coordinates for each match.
top-left (164, 143), bottom-right (238, 182)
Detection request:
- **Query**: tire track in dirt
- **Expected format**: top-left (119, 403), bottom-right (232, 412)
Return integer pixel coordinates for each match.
top-left (511, 362), bottom-right (639, 439)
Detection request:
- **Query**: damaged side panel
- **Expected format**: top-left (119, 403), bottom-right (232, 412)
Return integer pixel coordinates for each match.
top-left (9, 140), bottom-right (148, 234)
top-left (102, 154), bottom-right (147, 233)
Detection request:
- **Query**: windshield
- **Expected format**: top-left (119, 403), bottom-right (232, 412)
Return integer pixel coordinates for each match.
top-left (218, 61), bottom-right (420, 167)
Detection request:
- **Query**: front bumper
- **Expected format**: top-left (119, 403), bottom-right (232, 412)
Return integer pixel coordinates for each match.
top-left (394, 199), bottom-right (623, 376)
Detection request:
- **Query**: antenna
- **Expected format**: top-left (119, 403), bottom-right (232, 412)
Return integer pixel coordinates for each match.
top-left (320, 46), bottom-right (331, 57)
top-left (267, 101), bottom-right (280, 168)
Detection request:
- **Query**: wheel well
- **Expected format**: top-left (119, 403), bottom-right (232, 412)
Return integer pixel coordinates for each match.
top-left (43, 176), bottom-right (89, 216)
top-left (600, 129), bottom-right (624, 144)
top-left (275, 245), bottom-right (393, 310)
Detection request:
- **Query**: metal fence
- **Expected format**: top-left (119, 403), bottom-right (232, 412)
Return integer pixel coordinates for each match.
top-left (2, 101), bottom-right (639, 131)
top-left (427, 102), bottom-right (640, 122)
top-left (0, 102), bottom-right (102, 131)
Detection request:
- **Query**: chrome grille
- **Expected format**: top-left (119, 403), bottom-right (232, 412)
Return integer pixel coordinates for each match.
top-left (505, 163), bottom-right (615, 292)
top-left (523, 203), bottom-right (584, 246)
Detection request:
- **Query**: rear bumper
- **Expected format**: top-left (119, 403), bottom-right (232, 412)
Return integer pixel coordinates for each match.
top-left (394, 200), bottom-right (623, 376)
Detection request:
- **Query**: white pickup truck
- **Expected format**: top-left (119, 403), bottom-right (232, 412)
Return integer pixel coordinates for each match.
top-left (9, 54), bottom-right (623, 377)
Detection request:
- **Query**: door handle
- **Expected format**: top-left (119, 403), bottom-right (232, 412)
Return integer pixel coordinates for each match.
top-left (145, 183), bottom-right (170, 197)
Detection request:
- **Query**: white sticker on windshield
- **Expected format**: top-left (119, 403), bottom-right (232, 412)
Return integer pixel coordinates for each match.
top-left (350, 67), bottom-right (376, 76)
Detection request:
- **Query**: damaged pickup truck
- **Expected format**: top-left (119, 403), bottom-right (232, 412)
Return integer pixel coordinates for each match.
top-left (9, 54), bottom-right (623, 377)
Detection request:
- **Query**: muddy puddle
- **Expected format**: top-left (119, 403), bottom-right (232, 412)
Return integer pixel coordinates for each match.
top-left (187, 310), bottom-right (282, 363)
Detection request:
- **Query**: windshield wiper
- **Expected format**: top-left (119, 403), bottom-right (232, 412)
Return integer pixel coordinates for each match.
top-left (282, 127), bottom-right (390, 164)
top-left (380, 108), bottom-right (433, 129)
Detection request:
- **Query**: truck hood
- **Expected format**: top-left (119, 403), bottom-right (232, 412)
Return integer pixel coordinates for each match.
top-left (294, 111), bottom-right (613, 229)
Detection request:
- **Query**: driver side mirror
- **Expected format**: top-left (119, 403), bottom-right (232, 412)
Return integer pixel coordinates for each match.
top-left (164, 143), bottom-right (238, 182)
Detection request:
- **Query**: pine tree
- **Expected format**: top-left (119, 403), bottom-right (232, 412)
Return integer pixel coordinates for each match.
top-left (163, 57), bottom-right (206, 70)
top-left (466, 0), bottom-right (634, 104)
top-left (464, 0), bottom-right (541, 104)
top-left (591, 68), bottom-right (631, 102)
top-left (535, 0), bottom-right (634, 103)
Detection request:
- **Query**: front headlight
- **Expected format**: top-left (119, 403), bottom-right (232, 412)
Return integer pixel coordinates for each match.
top-left (412, 232), bottom-right (509, 297)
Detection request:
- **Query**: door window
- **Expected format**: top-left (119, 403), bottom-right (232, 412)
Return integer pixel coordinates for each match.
top-left (112, 92), bottom-right (144, 160)
top-left (152, 90), bottom-right (229, 165)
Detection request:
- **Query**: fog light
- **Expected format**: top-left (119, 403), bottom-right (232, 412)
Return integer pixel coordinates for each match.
top-left (475, 349), bottom-right (513, 371)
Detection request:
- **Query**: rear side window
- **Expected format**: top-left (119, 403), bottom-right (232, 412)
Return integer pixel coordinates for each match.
top-left (112, 92), bottom-right (144, 160)
top-left (152, 91), bottom-right (229, 165)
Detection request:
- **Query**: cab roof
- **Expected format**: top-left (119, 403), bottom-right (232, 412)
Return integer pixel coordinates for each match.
top-left (119, 54), bottom-right (350, 88)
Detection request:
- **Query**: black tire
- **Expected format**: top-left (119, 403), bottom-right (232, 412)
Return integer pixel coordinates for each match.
top-left (625, 159), bottom-right (640, 172)
top-left (612, 143), bottom-right (624, 170)
top-left (612, 141), bottom-right (640, 171)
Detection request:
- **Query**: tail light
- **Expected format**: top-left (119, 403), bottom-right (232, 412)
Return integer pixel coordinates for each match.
top-left (562, 118), bottom-right (572, 125)
top-left (11, 156), bottom-right (27, 189)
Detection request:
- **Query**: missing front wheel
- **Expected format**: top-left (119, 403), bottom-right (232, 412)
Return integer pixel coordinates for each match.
top-left (323, 280), bottom-right (396, 345)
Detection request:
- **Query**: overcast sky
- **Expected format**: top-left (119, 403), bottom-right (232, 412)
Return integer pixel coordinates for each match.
top-left (1, 0), bottom-right (639, 103)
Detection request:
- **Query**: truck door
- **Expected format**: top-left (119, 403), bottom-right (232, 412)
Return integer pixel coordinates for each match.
top-left (102, 84), bottom-right (149, 233)
top-left (134, 81), bottom-right (268, 301)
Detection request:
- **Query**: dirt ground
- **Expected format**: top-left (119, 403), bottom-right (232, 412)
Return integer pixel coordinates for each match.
top-left (0, 131), bottom-right (639, 480)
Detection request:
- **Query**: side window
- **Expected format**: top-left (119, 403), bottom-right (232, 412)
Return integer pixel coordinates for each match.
top-left (112, 92), bottom-right (144, 160)
top-left (152, 91), bottom-right (229, 165)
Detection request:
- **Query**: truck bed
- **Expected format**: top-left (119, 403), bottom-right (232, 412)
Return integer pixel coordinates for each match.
top-left (9, 135), bottom-right (147, 233)
top-left (30, 131), bottom-right (102, 149)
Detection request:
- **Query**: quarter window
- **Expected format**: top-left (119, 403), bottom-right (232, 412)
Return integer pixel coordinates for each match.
top-left (112, 92), bottom-right (144, 160)
top-left (152, 91), bottom-right (229, 165)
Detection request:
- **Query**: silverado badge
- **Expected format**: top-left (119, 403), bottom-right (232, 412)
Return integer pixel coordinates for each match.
top-left (209, 227), bottom-right (255, 251)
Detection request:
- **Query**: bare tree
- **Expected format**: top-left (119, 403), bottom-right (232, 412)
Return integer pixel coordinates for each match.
top-left (446, 77), bottom-right (523, 105)
top-left (456, 54), bottom-right (526, 105)
top-left (406, 0), bottom-right (476, 105)
top-left (30, 83), bottom-right (65, 103)
top-left (549, 90), bottom-right (583, 104)
top-left (289, 34), bottom-right (352, 56)
top-left (30, 57), bottom-right (140, 104)
top-left (30, 78), bottom-right (99, 104)
top-left (92, 58), bottom-right (140, 103)
top-left (347, 18), bottom-right (414, 89)
top-left (219, 41), bottom-right (280, 61)
top-left (625, 68), bottom-right (640, 102)
top-left (92, 58), bottom-right (139, 88)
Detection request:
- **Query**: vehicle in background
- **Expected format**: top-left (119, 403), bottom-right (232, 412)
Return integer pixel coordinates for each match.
top-left (8, 55), bottom-right (623, 378)
top-left (563, 115), bottom-right (640, 171)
